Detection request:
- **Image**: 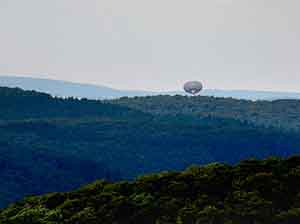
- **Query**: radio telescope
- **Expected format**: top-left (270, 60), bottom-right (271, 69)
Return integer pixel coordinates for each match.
top-left (183, 81), bottom-right (203, 95)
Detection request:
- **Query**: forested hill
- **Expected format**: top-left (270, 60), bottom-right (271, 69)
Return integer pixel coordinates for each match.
top-left (1, 87), bottom-right (300, 208)
top-left (110, 95), bottom-right (300, 130)
top-left (0, 87), bottom-right (147, 207)
top-left (2, 156), bottom-right (300, 224)
top-left (0, 87), bottom-right (149, 121)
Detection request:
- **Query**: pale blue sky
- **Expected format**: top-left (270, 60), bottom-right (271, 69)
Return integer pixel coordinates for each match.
top-left (1, 0), bottom-right (300, 91)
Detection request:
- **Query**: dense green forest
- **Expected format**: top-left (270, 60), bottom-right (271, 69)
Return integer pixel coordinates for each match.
top-left (1, 87), bottom-right (300, 208)
top-left (2, 156), bottom-right (300, 223)
top-left (111, 95), bottom-right (300, 130)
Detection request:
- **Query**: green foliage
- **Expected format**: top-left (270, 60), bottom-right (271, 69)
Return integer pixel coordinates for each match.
top-left (111, 95), bottom-right (300, 130)
top-left (2, 157), bottom-right (300, 223)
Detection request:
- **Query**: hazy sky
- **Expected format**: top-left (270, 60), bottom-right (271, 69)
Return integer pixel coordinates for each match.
top-left (1, 0), bottom-right (300, 91)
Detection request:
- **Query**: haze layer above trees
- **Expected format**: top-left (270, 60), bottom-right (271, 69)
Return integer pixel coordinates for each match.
top-left (2, 75), bottom-right (300, 100)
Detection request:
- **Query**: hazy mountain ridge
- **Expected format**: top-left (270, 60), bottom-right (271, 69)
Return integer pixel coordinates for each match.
top-left (0, 76), bottom-right (155, 99)
top-left (1, 75), bottom-right (300, 100)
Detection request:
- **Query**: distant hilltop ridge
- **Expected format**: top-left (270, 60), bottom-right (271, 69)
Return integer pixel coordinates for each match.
top-left (0, 75), bottom-right (154, 99)
top-left (1, 75), bottom-right (300, 100)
